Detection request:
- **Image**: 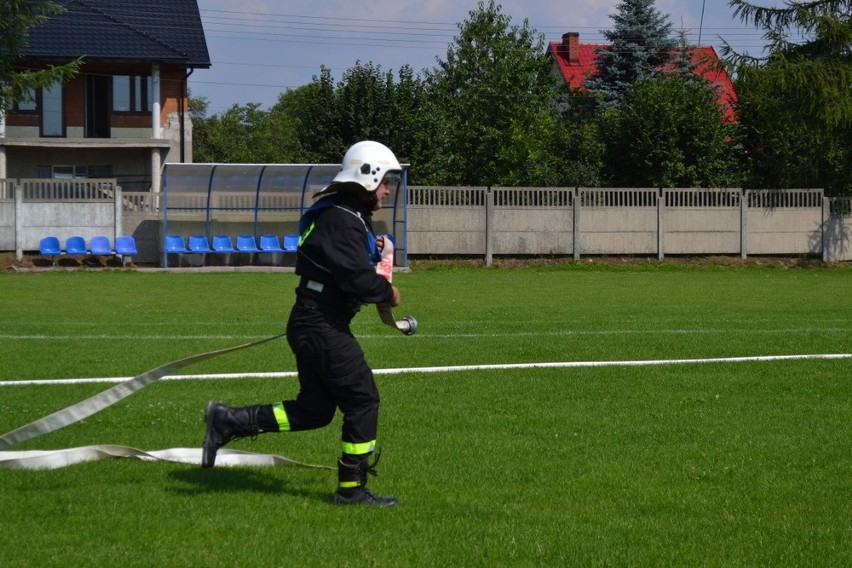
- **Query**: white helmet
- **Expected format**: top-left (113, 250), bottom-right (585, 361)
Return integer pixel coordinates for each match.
top-left (333, 141), bottom-right (403, 190)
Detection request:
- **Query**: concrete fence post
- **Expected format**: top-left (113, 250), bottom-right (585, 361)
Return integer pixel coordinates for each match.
top-left (741, 189), bottom-right (748, 259)
top-left (822, 196), bottom-right (829, 262)
top-left (14, 182), bottom-right (22, 261)
top-left (658, 188), bottom-right (665, 260)
top-left (573, 188), bottom-right (580, 260)
top-left (114, 186), bottom-right (123, 242)
top-left (485, 187), bottom-right (493, 267)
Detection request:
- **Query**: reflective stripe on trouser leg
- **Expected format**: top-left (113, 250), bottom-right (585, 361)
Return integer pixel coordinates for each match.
top-left (341, 440), bottom-right (375, 456)
top-left (272, 402), bottom-right (291, 432)
top-left (338, 441), bottom-right (375, 489)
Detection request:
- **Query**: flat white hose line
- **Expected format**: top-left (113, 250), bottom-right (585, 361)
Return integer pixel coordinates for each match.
top-left (4, 353), bottom-right (850, 387)
top-left (0, 333), bottom-right (286, 451)
top-left (3, 351), bottom-right (848, 470)
top-left (0, 446), bottom-right (333, 471)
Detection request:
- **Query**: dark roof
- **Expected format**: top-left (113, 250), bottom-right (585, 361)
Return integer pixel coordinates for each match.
top-left (20, 0), bottom-right (210, 68)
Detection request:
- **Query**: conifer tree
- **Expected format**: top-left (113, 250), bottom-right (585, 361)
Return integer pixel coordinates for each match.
top-left (584, 0), bottom-right (676, 105)
top-left (723, 0), bottom-right (851, 194)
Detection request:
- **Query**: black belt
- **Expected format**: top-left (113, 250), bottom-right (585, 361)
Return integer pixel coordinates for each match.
top-left (296, 278), bottom-right (362, 316)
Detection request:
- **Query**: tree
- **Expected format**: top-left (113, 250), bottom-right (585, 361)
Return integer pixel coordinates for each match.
top-left (723, 0), bottom-right (851, 194)
top-left (387, 64), bottom-right (433, 177)
top-left (422, 0), bottom-right (561, 186)
top-left (191, 102), bottom-right (300, 164)
top-left (273, 63), bottom-right (430, 168)
top-left (187, 91), bottom-right (209, 125)
top-left (554, 91), bottom-right (607, 187)
top-left (0, 0), bottom-right (81, 110)
top-left (337, 61), bottom-right (394, 145)
top-left (275, 67), bottom-right (343, 163)
top-left (584, 0), bottom-right (676, 105)
top-left (335, 61), bottom-right (429, 169)
top-left (600, 30), bottom-right (743, 188)
top-left (600, 73), bottom-right (741, 187)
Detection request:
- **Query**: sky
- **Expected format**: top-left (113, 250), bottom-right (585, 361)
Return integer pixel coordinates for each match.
top-left (190, 0), bottom-right (770, 115)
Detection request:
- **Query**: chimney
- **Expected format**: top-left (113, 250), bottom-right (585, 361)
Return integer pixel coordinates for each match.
top-left (562, 32), bottom-right (579, 63)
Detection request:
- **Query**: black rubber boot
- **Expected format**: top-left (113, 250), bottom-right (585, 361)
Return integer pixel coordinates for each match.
top-left (332, 453), bottom-right (398, 507)
top-left (202, 401), bottom-right (263, 468)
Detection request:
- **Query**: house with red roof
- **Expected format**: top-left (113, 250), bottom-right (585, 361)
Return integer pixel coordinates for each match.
top-left (546, 32), bottom-right (737, 121)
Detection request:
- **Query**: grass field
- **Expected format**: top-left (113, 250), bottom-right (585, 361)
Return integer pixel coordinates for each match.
top-left (0, 262), bottom-right (850, 567)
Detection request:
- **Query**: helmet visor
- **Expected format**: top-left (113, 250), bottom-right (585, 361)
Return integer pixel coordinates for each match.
top-left (381, 171), bottom-right (402, 194)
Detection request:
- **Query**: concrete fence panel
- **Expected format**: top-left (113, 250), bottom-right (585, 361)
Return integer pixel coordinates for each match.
top-left (663, 189), bottom-right (742, 254)
top-left (492, 187), bottom-right (574, 255)
top-left (408, 187), bottom-right (487, 255)
top-left (577, 188), bottom-right (658, 255)
top-left (824, 197), bottom-right (852, 261)
top-left (745, 189), bottom-right (824, 255)
top-left (19, 202), bottom-right (115, 251)
top-left (491, 208), bottom-right (573, 254)
top-left (16, 179), bottom-right (119, 254)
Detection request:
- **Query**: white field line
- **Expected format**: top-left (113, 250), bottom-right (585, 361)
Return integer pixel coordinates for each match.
top-left (0, 327), bottom-right (850, 341)
top-left (1, 353), bottom-right (849, 387)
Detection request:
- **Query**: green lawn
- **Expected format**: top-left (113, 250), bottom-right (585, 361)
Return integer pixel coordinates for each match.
top-left (0, 263), bottom-right (850, 566)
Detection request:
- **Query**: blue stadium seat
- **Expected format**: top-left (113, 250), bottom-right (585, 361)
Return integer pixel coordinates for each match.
top-left (165, 234), bottom-right (189, 253)
top-left (188, 234), bottom-right (212, 253)
top-left (236, 234), bottom-right (260, 253)
top-left (89, 235), bottom-right (113, 257)
top-left (165, 234), bottom-right (189, 266)
top-left (39, 236), bottom-right (63, 265)
top-left (210, 234), bottom-right (237, 266)
top-left (187, 235), bottom-right (213, 266)
top-left (211, 234), bottom-right (236, 253)
top-left (283, 234), bottom-right (299, 252)
top-left (259, 234), bottom-right (284, 253)
top-left (235, 234), bottom-right (260, 265)
top-left (114, 236), bottom-right (138, 266)
top-left (64, 235), bottom-right (88, 257)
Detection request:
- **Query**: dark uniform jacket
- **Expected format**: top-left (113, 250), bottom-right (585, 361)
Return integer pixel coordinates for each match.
top-left (295, 192), bottom-right (394, 321)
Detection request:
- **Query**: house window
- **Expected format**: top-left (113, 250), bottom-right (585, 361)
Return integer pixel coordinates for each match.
top-left (53, 165), bottom-right (76, 179)
top-left (113, 75), bottom-right (152, 113)
top-left (5, 87), bottom-right (37, 112)
top-left (41, 83), bottom-right (64, 136)
top-left (85, 74), bottom-right (111, 138)
top-left (87, 165), bottom-right (113, 178)
top-left (37, 165), bottom-right (113, 179)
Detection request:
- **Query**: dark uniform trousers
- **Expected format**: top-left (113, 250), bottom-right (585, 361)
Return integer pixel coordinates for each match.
top-left (281, 296), bottom-right (380, 448)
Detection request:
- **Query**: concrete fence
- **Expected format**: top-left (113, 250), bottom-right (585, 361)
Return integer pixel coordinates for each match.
top-left (0, 178), bottom-right (123, 260)
top-left (2, 179), bottom-right (851, 264)
top-left (408, 186), bottom-right (852, 263)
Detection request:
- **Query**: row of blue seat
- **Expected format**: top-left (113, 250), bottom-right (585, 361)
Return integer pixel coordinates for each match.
top-left (165, 234), bottom-right (299, 266)
top-left (39, 235), bottom-right (138, 265)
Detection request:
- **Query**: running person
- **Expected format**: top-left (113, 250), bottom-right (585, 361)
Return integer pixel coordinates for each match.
top-left (202, 141), bottom-right (403, 507)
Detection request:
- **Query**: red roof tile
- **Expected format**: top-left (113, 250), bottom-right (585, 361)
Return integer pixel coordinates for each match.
top-left (547, 38), bottom-right (737, 121)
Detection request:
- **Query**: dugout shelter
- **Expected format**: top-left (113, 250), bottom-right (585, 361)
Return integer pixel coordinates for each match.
top-left (161, 163), bottom-right (409, 268)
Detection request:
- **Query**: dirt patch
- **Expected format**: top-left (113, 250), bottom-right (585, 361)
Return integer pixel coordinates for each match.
top-left (1, 251), bottom-right (133, 271)
top-left (2, 251), bottom-right (834, 272)
top-left (407, 254), bottom-right (830, 270)
top-left (1, 252), bottom-right (32, 271)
